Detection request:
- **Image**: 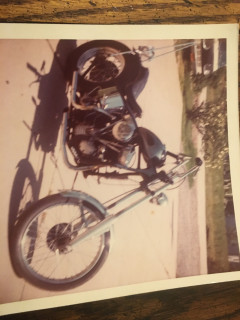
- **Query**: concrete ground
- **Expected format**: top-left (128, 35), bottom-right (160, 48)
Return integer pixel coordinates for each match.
top-left (0, 39), bottom-right (206, 307)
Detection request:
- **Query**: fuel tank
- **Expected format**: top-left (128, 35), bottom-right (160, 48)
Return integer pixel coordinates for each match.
top-left (138, 127), bottom-right (166, 167)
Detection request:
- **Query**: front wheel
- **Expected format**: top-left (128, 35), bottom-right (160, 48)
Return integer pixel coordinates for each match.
top-left (10, 192), bottom-right (111, 291)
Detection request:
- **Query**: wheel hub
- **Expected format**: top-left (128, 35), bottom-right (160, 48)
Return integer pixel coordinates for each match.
top-left (89, 59), bottom-right (119, 82)
top-left (47, 223), bottom-right (73, 254)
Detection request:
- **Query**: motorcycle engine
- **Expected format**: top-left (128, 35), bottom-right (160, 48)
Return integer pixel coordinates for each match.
top-left (112, 115), bottom-right (136, 142)
top-left (118, 145), bottom-right (135, 167)
top-left (73, 124), bottom-right (97, 157)
top-left (111, 116), bottom-right (136, 166)
top-left (70, 116), bottom-right (136, 167)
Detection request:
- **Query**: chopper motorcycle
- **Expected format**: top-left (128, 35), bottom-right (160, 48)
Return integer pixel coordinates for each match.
top-left (10, 40), bottom-right (202, 290)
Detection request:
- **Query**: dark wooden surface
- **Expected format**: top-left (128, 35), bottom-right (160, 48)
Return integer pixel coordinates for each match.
top-left (0, 0), bottom-right (240, 24)
top-left (1, 1), bottom-right (240, 319)
top-left (1, 281), bottom-right (240, 320)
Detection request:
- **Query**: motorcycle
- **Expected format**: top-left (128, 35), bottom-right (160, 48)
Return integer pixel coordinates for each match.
top-left (10, 40), bottom-right (202, 290)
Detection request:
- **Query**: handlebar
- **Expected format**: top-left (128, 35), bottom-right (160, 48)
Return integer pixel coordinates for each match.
top-left (156, 155), bottom-right (202, 185)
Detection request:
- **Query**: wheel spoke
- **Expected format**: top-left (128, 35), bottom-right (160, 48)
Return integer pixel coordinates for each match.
top-left (78, 47), bottom-right (125, 83)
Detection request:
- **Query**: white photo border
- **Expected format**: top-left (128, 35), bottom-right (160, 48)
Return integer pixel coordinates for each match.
top-left (0, 23), bottom-right (239, 316)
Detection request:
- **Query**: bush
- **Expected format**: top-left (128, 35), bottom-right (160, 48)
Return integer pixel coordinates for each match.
top-left (187, 99), bottom-right (228, 169)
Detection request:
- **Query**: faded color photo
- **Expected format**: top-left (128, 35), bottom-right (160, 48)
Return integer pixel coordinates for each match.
top-left (0, 27), bottom-right (239, 315)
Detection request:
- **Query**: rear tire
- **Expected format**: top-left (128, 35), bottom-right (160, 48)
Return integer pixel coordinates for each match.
top-left (65, 40), bottom-right (141, 89)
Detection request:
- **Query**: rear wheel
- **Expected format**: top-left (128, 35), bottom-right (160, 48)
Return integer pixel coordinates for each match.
top-left (10, 193), bottom-right (110, 290)
top-left (65, 40), bottom-right (141, 88)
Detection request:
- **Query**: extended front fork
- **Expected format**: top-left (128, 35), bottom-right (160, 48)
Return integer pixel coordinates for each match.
top-left (69, 156), bottom-right (202, 246)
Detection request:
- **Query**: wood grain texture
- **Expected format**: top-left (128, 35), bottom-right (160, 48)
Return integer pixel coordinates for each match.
top-left (2, 281), bottom-right (240, 319)
top-left (0, 0), bottom-right (240, 24)
top-left (0, 1), bottom-right (240, 319)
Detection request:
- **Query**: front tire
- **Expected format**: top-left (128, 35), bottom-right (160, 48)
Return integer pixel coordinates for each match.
top-left (10, 193), bottom-right (110, 291)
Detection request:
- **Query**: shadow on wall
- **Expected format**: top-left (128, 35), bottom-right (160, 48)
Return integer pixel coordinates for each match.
top-left (8, 39), bottom-right (77, 246)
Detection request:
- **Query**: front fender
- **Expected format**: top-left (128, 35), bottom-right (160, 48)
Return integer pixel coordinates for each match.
top-left (60, 189), bottom-right (108, 217)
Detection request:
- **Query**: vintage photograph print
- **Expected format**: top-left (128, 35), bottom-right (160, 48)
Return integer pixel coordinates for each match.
top-left (0, 24), bottom-right (239, 315)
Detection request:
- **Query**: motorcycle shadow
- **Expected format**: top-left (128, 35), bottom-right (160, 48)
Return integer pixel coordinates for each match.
top-left (8, 39), bottom-right (77, 275)
top-left (28, 39), bottom-right (77, 154)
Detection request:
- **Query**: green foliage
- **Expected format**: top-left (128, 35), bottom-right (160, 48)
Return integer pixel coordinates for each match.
top-left (186, 99), bottom-right (228, 169)
top-left (175, 48), bottom-right (231, 273)
top-left (191, 67), bottom-right (226, 93)
top-left (175, 49), bottom-right (197, 186)
top-left (205, 165), bottom-right (229, 273)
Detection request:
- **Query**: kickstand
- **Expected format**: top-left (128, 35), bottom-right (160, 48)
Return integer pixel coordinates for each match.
top-left (71, 171), bottom-right (79, 189)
